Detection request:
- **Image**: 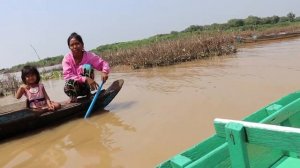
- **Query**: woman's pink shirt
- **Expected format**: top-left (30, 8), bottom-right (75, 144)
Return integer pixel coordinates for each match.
top-left (62, 51), bottom-right (110, 83)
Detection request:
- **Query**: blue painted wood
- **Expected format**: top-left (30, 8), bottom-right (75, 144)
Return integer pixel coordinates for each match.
top-left (84, 81), bottom-right (104, 119)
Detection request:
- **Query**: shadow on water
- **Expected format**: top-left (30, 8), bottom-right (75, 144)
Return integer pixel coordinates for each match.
top-left (1, 111), bottom-right (136, 168)
top-left (55, 112), bottom-right (136, 168)
top-left (0, 109), bottom-right (111, 144)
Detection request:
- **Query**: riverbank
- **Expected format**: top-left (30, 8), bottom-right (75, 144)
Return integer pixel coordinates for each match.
top-left (1, 25), bottom-right (300, 97)
top-left (1, 33), bottom-right (300, 97)
top-left (5, 13), bottom-right (300, 73)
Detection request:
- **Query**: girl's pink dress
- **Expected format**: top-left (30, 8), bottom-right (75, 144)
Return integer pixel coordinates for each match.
top-left (24, 84), bottom-right (47, 108)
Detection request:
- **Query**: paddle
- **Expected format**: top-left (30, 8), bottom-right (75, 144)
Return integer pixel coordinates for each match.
top-left (84, 81), bottom-right (105, 119)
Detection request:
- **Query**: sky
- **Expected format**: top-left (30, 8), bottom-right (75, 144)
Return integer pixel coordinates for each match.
top-left (1, 0), bottom-right (300, 69)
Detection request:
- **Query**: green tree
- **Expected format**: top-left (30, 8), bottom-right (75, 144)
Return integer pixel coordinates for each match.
top-left (170, 31), bottom-right (178, 34)
top-left (183, 25), bottom-right (204, 32)
top-left (279, 16), bottom-right (289, 22)
top-left (260, 16), bottom-right (279, 24)
top-left (261, 17), bottom-right (272, 24)
top-left (287, 12), bottom-right (296, 22)
top-left (227, 19), bottom-right (244, 27)
top-left (244, 16), bottom-right (261, 25)
top-left (270, 15), bottom-right (280, 24)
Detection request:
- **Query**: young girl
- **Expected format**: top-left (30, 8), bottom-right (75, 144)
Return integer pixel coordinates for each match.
top-left (16, 65), bottom-right (61, 111)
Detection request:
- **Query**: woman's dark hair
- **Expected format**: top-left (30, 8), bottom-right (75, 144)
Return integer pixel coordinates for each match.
top-left (67, 32), bottom-right (84, 47)
top-left (21, 65), bottom-right (41, 84)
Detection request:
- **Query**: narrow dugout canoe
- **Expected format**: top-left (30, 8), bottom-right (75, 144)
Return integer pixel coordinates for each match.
top-left (0, 79), bottom-right (124, 140)
top-left (238, 32), bottom-right (300, 43)
top-left (157, 91), bottom-right (300, 168)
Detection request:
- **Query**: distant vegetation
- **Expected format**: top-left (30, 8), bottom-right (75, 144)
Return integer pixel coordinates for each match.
top-left (100, 32), bottom-right (236, 69)
top-left (0, 73), bottom-right (19, 97)
top-left (5, 55), bottom-right (63, 73)
top-left (2, 12), bottom-right (300, 97)
top-left (3, 12), bottom-right (300, 72)
top-left (92, 12), bottom-right (300, 53)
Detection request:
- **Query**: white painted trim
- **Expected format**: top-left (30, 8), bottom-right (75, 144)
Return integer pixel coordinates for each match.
top-left (214, 118), bottom-right (300, 134)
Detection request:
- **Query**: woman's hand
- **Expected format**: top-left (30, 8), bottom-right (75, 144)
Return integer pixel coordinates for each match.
top-left (101, 72), bottom-right (109, 83)
top-left (86, 77), bottom-right (99, 91)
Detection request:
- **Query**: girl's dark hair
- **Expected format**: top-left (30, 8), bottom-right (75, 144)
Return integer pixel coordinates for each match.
top-left (21, 65), bottom-right (41, 84)
top-left (67, 32), bottom-right (84, 47)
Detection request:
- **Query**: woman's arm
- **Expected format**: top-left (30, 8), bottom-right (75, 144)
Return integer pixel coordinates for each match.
top-left (88, 52), bottom-right (110, 82)
top-left (88, 52), bottom-right (110, 74)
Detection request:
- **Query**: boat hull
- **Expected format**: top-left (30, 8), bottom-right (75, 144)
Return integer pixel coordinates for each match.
top-left (0, 79), bottom-right (124, 140)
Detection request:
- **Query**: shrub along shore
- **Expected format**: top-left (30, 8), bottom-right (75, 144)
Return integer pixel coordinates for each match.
top-left (1, 13), bottom-right (300, 96)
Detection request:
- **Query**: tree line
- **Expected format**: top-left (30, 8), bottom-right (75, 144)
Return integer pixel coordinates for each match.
top-left (3, 12), bottom-right (299, 73)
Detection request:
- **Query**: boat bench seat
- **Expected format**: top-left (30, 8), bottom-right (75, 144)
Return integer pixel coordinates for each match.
top-left (273, 156), bottom-right (300, 168)
top-left (214, 118), bottom-right (300, 168)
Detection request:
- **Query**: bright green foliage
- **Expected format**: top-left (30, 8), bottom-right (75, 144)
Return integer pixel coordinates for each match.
top-left (7, 55), bottom-right (63, 73)
top-left (244, 16), bottom-right (261, 25)
top-left (227, 19), bottom-right (245, 27)
top-left (183, 25), bottom-right (204, 32)
top-left (279, 16), bottom-right (289, 23)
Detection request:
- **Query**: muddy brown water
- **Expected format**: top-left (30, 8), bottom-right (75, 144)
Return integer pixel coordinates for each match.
top-left (1, 38), bottom-right (300, 168)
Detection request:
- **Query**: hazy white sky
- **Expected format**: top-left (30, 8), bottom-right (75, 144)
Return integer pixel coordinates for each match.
top-left (1, 0), bottom-right (300, 69)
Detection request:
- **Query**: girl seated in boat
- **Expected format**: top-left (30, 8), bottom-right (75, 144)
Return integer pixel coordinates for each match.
top-left (62, 32), bottom-right (110, 103)
top-left (15, 65), bottom-right (61, 111)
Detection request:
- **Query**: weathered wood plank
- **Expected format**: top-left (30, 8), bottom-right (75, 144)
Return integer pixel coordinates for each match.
top-left (243, 92), bottom-right (300, 123)
top-left (185, 143), bottom-right (231, 168)
top-left (157, 135), bottom-right (226, 168)
top-left (180, 135), bottom-right (225, 161)
top-left (215, 119), bottom-right (300, 153)
top-left (225, 123), bottom-right (249, 168)
top-left (272, 156), bottom-right (300, 168)
top-left (170, 155), bottom-right (192, 168)
top-left (260, 98), bottom-right (300, 124)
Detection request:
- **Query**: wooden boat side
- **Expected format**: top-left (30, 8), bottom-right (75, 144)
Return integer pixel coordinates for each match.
top-left (0, 96), bottom-right (97, 139)
top-left (239, 32), bottom-right (300, 43)
top-left (0, 79), bottom-right (124, 140)
top-left (157, 91), bottom-right (300, 168)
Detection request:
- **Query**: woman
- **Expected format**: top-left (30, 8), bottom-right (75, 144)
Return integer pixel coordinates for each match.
top-left (62, 32), bottom-right (110, 102)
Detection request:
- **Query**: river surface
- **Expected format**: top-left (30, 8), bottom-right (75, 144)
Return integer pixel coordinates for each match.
top-left (1, 38), bottom-right (300, 168)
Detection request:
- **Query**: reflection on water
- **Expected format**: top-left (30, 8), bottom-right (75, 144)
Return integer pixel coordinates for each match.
top-left (1, 37), bottom-right (300, 167)
top-left (1, 112), bottom-right (135, 168)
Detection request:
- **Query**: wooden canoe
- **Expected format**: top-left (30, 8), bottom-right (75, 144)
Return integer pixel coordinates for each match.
top-left (157, 91), bottom-right (300, 168)
top-left (238, 32), bottom-right (300, 43)
top-left (0, 79), bottom-right (124, 140)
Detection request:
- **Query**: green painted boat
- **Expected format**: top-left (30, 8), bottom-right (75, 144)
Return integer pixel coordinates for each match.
top-left (157, 91), bottom-right (300, 168)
